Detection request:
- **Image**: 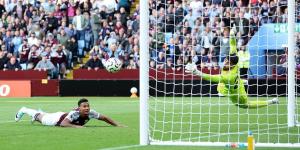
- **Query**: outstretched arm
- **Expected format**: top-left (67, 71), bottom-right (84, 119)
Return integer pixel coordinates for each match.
top-left (230, 30), bottom-right (237, 55)
top-left (201, 73), bottom-right (222, 83)
top-left (98, 115), bottom-right (126, 127)
top-left (185, 63), bottom-right (221, 83)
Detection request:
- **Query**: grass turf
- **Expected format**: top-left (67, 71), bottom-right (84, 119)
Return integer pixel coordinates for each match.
top-left (0, 97), bottom-right (298, 150)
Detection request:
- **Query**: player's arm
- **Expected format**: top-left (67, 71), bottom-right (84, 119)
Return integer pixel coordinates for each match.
top-left (98, 115), bottom-right (121, 127)
top-left (60, 111), bottom-right (84, 128)
top-left (60, 118), bottom-right (84, 128)
top-left (90, 110), bottom-right (126, 127)
top-left (229, 30), bottom-right (237, 55)
top-left (185, 63), bottom-right (221, 83)
top-left (201, 73), bottom-right (222, 83)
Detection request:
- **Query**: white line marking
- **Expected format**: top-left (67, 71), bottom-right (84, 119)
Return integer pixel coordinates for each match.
top-left (99, 145), bottom-right (142, 150)
top-left (2, 101), bottom-right (74, 103)
top-left (0, 120), bottom-right (29, 124)
top-left (178, 125), bottom-right (291, 142)
top-left (1, 101), bottom-right (138, 103)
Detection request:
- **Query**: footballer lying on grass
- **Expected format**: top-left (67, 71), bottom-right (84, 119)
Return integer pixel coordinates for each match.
top-left (15, 98), bottom-right (125, 128)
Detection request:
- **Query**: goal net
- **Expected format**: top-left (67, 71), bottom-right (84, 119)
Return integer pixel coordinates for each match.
top-left (140, 0), bottom-right (300, 148)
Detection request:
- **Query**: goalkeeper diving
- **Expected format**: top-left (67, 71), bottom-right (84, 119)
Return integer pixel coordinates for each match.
top-left (185, 31), bottom-right (278, 109)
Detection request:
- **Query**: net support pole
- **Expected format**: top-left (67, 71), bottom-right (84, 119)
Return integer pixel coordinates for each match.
top-left (288, 0), bottom-right (296, 127)
top-left (140, 0), bottom-right (150, 145)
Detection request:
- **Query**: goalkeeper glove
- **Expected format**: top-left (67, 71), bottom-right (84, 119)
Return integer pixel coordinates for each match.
top-left (230, 30), bottom-right (235, 37)
top-left (185, 63), bottom-right (202, 76)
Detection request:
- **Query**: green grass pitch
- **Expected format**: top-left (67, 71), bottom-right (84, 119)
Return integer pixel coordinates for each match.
top-left (0, 97), bottom-right (298, 150)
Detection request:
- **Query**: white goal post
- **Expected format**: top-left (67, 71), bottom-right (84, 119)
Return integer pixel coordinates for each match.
top-left (288, 0), bottom-right (296, 127)
top-left (140, 0), bottom-right (300, 148)
top-left (140, 0), bottom-right (150, 145)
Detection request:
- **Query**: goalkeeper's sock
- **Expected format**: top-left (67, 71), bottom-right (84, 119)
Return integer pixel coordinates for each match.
top-left (247, 101), bottom-right (269, 108)
top-left (247, 98), bottom-right (279, 109)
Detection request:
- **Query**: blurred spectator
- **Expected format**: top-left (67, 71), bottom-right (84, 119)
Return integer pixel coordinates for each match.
top-left (4, 56), bottom-right (21, 71)
top-left (89, 45), bottom-right (103, 60)
top-left (296, 48), bottom-right (300, 70)
top-left (107, 43), bottom-right (121, 58)
top-left (238, 46), bottom-right (250, 78)
top-left (131, 15), bottom-right (139, 33)
top-left (73, 9), bottom-right (88, 41)
top-left (200, 27), bottom-right (213, 55)
top-left (46, 12), bottom-right (58, 33)
top-left (127, 57), bottom-right (138, 69)
top-left (34, 54), bottom-right (57, 79)
top-left (18, 39), bottom-right (30, 69)
top-left (118, 0), bottom-right (131, 13)
top-left (27, 44), bottom-right (40, 69)
top-left (166, 37), bottom-right (180, 62)
top-left (85, 52), bottom-right (104, 71)
top-left (11, 30), bottom-right (22, 56)
top-left (199, 48), bottom-right (208, 68)
top-left (149, 59), bottom-right (156, 69)
top-left (91, 10), bottom-right (101, 45)
top-left (175, 57), bottom-right (183, 71)
top-left (83, 12), bottom-right (92, 50)
top-left (217, 28), bottom-right (230, 63)
top-left (190, 49), bottom-right (199, 64)
top-left (235, 11), bottom-right (249, 42)
top-left (166, 57), bottom-right (175, 70)
top-left (57, 29), bottom-right (69, 47)
top-left (205, 51), bottom-right (218, 70)
top-left (28, 32), bottom-right (39, 47)
top-left (277, 47), bottom-right (287, 76)
top-left (51, 45), bottom-right (67, 79)
top-left (66, 36), bottom-right (78, 64)
top-left (0, 50), bottom-right (8, 69)
top-left (156, 51), bottom-right (165, 69)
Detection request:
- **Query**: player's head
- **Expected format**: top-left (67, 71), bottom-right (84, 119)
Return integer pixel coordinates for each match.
top-left (78, 98), bottom-right (90, 116)
top-left (223, 54), bottom-right (239, 70)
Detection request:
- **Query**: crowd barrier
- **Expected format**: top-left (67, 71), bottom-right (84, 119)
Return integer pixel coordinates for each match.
top-left (0, 70), bottom-right (47, 80)
top-left (0, 69), bottom-right (289, 97)
top-left (73, 68), bottom-right (220, 80)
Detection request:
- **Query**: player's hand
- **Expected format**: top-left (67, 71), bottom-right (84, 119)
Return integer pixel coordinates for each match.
top-left (185, 63), bottom-right (196, 74)
top-left (230, 30), bottom-right (235, 37)
top-left (185, 63), bottom-right (202, 76)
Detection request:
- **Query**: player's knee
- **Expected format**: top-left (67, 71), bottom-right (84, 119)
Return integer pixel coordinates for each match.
top-left (35, 114), bottom-right (44, 123)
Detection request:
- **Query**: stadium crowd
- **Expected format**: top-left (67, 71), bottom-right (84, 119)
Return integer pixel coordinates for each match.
top-left (0, 0), bottom-right (297, 79)
top-left (0, 0), bottom-right (136, 79)
top-left (148, 0), bottom-right (292, 73)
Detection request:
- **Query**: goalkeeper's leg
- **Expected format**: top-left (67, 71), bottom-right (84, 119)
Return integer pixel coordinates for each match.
top-left (231, 94), bottom-right (279, 109)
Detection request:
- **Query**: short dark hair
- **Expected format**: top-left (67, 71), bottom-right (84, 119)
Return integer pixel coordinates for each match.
top-left (226, 54), bottom-right (239, 65)
top-left (78, 98), bottom-right (89, 106)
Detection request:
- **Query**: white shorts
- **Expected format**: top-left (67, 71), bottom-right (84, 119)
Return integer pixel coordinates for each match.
top-left (41, 112), bottom-right (65, 126)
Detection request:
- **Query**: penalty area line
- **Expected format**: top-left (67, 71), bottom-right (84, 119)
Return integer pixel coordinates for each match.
top-left (99, 145), bottom-right (143, 150)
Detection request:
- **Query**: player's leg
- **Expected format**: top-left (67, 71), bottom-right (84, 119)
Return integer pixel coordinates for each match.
top-left (40, 112), bottom-right (66, 126)
top-left (245, 97), bottom-right (269, 109)
top-left (234, 95), bottom-right (278, 109)
top-left (241, 93), bottom-right (278, 109)
top-left (228, 87), bottom-right (268, 109)
top-left (15, 107), bottom-right (41, 122)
